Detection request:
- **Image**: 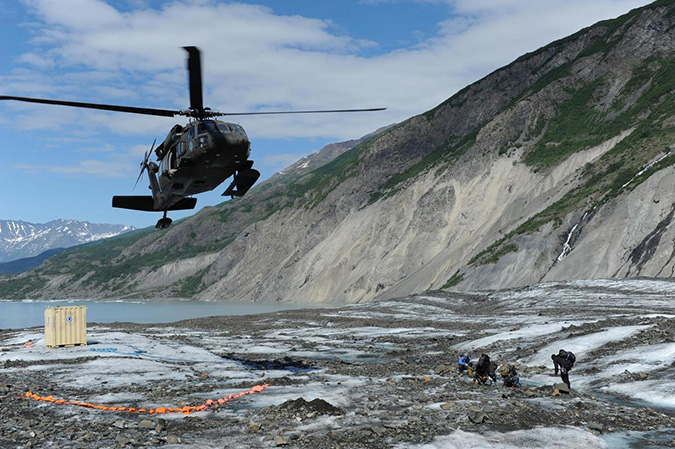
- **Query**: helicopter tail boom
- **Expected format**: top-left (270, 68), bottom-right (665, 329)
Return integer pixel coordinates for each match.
top-left (112, 196), bottom-right (197, 212)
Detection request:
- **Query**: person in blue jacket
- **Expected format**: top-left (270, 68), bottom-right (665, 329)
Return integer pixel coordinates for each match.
top-left (458, 353), bottom-right (473, 375)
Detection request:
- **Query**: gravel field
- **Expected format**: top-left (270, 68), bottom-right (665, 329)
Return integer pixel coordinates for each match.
top-left (1, 279), bottom-right (674, 448)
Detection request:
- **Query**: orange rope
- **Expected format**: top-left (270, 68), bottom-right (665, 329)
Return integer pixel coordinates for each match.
top-left (24, 383), bottom-right (269, 415)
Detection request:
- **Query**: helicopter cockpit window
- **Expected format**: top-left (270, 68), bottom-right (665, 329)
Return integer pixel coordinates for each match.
top-left (187, 125), bottom-right (195, 140)
top-left (230, 124), bottom-right (247, 138)
top-left (202, 121), bottom-right (218, 133)
top-left (216, 123), bottom-right (231, 134)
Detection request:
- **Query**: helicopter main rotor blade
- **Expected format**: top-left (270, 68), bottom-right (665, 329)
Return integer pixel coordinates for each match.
top-left (0, 95), bottom-right (180, 118)
top-left (214, 107), bottom-right (387, 117)
top-left (183, 46), bottom-right (204, 113)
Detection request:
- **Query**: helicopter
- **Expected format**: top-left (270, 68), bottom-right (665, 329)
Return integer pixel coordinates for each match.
top-left (0, 47), bottom-right (384, 229)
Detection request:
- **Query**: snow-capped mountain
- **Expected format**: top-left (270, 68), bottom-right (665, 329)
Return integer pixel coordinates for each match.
top-left (0, 219), bottom-right (134, 263)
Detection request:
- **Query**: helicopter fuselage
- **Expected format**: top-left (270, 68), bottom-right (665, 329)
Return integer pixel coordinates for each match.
top-left (151, 119), bottom-right (252, 210)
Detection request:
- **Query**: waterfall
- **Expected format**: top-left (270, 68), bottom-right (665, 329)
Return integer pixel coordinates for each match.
top-left (556, 212), bottom-right (588, 262)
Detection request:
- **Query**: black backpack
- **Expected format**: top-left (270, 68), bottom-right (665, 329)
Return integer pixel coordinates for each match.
top-left (476, 354), bottom-right (490, 372)
top-left (559, 350), bottom-right (576, 370)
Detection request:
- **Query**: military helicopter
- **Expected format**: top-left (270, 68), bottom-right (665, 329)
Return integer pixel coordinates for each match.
top-left (0, 47), bottom-right (384, 229)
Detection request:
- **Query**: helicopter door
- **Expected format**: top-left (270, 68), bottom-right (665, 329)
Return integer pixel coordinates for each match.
top-left (160, 151), bottom-right (175, 175)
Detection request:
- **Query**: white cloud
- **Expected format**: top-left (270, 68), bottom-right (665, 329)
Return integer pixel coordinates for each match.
top-left (16, 52), bottom-right (55, 69)
top-left (7, 0), bottom-right (654, 140)
top-left (12, 158), bottom-right (130, 178)
top-left (23, 0), bottom-right (123, 32)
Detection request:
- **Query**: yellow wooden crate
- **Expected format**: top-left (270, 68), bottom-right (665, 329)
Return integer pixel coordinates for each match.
top-left (45, 306), bottom-right (87, 348)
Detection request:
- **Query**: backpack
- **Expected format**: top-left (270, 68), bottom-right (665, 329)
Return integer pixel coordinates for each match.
top-left (567, 352), bottom-right (576, 365)
top-left (559, 350), bottom-right (576, 370)
top-left (499, 364), bottom-right (512, 378)
top-left (476, 354), bottom-right (490, 372)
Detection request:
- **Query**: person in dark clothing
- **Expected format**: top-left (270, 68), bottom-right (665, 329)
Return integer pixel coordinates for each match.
top-left (473, 354), bottom-right (492, 385)
top-left (500, 363), bottom-right (520, 387)
top-left (551, 349), bottom-right (576, 388)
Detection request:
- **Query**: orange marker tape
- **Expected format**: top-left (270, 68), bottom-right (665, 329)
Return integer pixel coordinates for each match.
top-left (24, 383), bottom-right (270, 415)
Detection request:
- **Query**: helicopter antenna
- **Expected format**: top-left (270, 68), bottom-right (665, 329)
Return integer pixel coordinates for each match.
top-left (183, 46), bottom-right (204, 118)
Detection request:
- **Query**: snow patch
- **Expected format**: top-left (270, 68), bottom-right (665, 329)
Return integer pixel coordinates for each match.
top-left (399, 426), bottom-right (607, 448)
top-left (525, 325), bottom-right (650, 366)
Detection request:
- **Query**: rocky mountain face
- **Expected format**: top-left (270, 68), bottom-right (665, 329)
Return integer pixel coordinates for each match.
top-left (0, 220), bottom-right (133, 263)
top-left (3, 0), bottom-right (675, 301)
top-left (257, 125), bottom-right (394, 191)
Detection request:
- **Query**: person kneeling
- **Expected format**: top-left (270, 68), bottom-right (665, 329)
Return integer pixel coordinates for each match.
top-left (500, 363), bottom-right (520, 388)
top-left (458, 353), bottom-right (473, 376)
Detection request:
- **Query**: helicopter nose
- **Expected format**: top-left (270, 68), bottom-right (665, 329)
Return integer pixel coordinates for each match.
top-left (225, 134), bottom-right (247, 146)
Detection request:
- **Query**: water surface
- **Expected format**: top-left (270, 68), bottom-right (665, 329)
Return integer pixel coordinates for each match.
top-left (0, 299), bottom-right (320, 330)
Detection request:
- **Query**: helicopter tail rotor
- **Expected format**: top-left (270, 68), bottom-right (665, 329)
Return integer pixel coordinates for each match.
top-left (134, 139), bottom-right (155, 190)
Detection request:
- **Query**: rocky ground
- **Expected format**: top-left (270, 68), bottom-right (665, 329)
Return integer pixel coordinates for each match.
top-left (1, 279), bottom-right (674, 448)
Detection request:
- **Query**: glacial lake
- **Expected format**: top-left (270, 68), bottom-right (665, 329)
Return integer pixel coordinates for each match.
top-left (0, 299), bottom-right (323, 330)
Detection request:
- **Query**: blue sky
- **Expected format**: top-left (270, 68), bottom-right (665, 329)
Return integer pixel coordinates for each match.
top-left (0, 0), bottom-right (652, 228)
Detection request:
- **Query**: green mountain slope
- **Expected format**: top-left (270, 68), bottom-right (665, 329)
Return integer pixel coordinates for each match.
top-left (3, 0), bottom-right (675, 301)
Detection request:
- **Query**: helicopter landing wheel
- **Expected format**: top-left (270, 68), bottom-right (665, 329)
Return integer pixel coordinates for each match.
top-left (155, 211), bottom-right (172, 229)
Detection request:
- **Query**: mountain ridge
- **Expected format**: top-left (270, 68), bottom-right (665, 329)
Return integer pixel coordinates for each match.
top-left (0, 247), bottom-right (69, 275)
top-left (3, 0), bottom-right (675, 301)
